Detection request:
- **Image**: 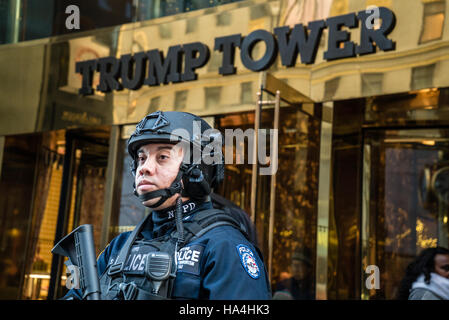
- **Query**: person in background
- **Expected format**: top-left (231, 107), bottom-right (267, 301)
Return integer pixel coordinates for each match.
top-left (273, 248), bottom-right (315, 300)
top-left (397, 246), bottom-right (449, 300)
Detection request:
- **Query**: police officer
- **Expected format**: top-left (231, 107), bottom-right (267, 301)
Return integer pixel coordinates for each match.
top-left (64, 111), bottom-right (271, 300)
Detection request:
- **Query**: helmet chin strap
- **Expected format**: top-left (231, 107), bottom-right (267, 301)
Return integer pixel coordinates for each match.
top-left (134, 168), bottom-right (185, 209)
top-left (134, 171), bottom-right (186, 248)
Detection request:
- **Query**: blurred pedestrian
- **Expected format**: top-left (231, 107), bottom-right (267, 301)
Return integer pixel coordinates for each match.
top-left (273, 248), bottom-right (315, 300)
top-left (397, 246), bottom-right (449, 300)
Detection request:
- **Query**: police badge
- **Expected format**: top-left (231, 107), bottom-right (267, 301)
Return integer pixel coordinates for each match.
top-left (236, 244), bottom-right (260, 279)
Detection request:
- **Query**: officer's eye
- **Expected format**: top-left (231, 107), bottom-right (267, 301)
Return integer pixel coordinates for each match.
top-left (137, 156), bottom-right (145, 164)
top-left (159, 154), bottom-right (170, 161)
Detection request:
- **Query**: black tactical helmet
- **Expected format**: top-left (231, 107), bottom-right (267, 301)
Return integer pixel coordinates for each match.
top-left (128, 111), bottom-right (224, 207)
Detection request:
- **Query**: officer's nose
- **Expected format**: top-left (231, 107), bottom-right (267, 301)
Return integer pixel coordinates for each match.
top-left (138, 156), bottom-right (157, 176)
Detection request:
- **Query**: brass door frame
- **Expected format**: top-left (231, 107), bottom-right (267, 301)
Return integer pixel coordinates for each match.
top-left (251, 88), bottom-right (281, 282)
top-left (251, 72), bottom-right (317, 224)
top-left (361, 142), bottom-right (372, 300)
top-left (101, 126), bottom-right (121, 250)
top-left (316, 101), bottom-right (333, 300)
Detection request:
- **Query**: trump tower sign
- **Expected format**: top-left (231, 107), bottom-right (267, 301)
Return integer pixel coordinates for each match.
top-left (75, 7), bottom-right (396, 95)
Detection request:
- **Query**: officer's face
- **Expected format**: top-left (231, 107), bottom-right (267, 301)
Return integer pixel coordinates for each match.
top-left (135, 143), bottom-right (185, 210)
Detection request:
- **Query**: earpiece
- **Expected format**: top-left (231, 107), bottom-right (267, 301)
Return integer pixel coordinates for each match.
top-left (181, 165), bottom-right (211, 201)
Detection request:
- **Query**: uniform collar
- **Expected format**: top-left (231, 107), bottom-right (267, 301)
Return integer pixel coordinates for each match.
top-left (142, 200), bottom-right (213, 239)
top-left (152, 199), bottom-right (199, 223)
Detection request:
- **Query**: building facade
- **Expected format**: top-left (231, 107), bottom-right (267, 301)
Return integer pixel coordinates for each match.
top-left (0, 0), bottom-right (448, 300)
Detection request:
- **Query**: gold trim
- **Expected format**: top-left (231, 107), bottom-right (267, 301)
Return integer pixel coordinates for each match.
top-left (261, 72), bottom-right (314, 104)
top-left (361, 143), bottom-right (371, 300)
top-left (316, 101), bottom-right (333, 300)
top-left (267, 90), bottom-right (280, 283)
top-left (250, 90), bottom-right (261, 223)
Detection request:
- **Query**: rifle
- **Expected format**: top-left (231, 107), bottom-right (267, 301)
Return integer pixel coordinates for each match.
top-left (51, 224), bottom-right (101, 300)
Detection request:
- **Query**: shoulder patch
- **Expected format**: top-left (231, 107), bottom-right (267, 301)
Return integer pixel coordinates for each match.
top-left (236, 244), bottom-right (260, 279)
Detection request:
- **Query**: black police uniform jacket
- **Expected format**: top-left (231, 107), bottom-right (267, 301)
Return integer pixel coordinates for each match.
top-left (65, 200), bottom-right (271, 300)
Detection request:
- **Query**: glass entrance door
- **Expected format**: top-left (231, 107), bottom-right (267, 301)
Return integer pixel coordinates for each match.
top-left (362, 128), bottom-right (449, 299)
top-left (214, 74), bottom-right (322, 299)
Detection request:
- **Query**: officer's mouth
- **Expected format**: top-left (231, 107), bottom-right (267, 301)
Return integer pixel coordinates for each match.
top-left (137, 180), bottom-right (157, 192)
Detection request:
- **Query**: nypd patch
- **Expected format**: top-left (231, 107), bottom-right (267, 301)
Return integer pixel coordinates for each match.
top-left (236, 244), bottom-right (260, 279)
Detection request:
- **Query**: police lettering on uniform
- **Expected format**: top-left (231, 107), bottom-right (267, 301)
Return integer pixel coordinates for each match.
top-left (63, 111), bottom-right (271, 300)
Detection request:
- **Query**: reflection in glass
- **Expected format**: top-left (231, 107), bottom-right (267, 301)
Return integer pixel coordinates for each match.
top-left (0, 0), bottom-right (135, 45)
top-left (0, 133), bottom-right (40, 299)
top-left (419, 1), bottom-right (445, 44)
top-left (136, 0), bottom-right (243, 24)
top-left (332, 91), bottom-right (449, 299)
top-left (205, 87), bottom-right (222, 109)
top-left (74, 136), bottom-right (109, 255)
top-left (22, 143), bottom-right (65, 300)
top-left (240, 82), bottom-right (253, 105)
top-left (411, 64), bottom-right (435, 91)
top-left (175, 90), bottom-right (188, 111)
top-left (19, 127), bottom-right (111, 299)
top-left (113, 139), bottom-right (148, 237)
top-left (328, 99), bottom-right (364, 299)
top-left (324, 77), bottom-right (340, 101)
top-left (215, 105), bottom-right (320, 299)
top-left (365, 88), bottom-right (449, 127)
top-left (362, 73), bottom-right (383, 97)
top-left (0, 0), bottom-right (245, 45)
top-left (364, 129), bottom-right (449, 299)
